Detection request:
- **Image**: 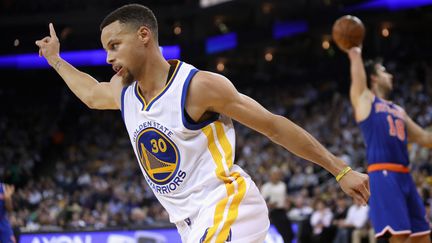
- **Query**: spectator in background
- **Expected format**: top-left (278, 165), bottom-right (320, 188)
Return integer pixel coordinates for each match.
top-left (332, 197), bottom-right (349, 225)
top-left (288, 195), bottom-right (313, 222)
top-left (261, 167), bottom-right (294, 243)
top-left (0, 182), bottom-right (16, 243)
top-left (329, 196), bottom-right (349, 241)
top-left (333, 201), bottom-right (371, 243)
top-left (310, 198), bottom-right (333, 243)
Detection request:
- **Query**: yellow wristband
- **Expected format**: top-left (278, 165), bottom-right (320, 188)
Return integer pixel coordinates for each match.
top-left (336, 166), bottom-right (352, 182)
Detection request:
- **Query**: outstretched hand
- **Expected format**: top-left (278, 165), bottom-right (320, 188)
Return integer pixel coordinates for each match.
top-left (338, 170), bottom-right (370, 206)
top-left (35, 23), bottom-right (60, 66)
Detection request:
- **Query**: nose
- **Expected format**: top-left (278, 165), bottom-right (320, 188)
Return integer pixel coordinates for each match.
top-left (106, 52), bottom-right (114, 64)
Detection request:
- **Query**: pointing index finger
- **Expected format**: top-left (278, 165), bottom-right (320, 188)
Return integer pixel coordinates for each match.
top-left (49, 23), bottom-right (57, 38)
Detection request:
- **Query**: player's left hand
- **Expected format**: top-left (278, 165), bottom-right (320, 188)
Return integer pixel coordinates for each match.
top-left (35, 23), bottom-right (60, 66)
top-left (338, 170), bottom-right (370, 206)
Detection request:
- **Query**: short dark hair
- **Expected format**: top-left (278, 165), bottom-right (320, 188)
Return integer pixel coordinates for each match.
top-left (364, 57), bottom-right (383, 88)
top-left (100, 4), bottom-right (158, 40)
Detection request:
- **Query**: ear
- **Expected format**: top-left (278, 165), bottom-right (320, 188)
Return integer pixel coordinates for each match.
top-left (369, 74), bottom-right (378, 86)
top-left (137, 26), bottom-right (151, 44)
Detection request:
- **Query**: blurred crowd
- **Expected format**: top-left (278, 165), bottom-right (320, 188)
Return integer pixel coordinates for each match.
top-left (1, 59), bottom-right (432, 243)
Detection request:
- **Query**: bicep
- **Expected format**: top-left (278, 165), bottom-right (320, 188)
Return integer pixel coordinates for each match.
top-left (220, 93), bottom-right (277, 137)
top-left (350, 89), bottom-right (373, 122)
top-left (349, 77), bottom-right (369, 105)
top-left (198, 73), bottom-right (277, 137)
top-left (88, 75), bottom-right (123, 110)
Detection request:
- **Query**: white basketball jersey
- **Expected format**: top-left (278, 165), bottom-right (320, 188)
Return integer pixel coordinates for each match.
top-left (121, 60), bottom-right (252, 223)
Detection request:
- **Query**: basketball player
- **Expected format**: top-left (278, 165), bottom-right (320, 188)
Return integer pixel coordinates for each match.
top-left (346, 47), bottom-right (431, 243)
top-left (36, 4), bottom-right (369, 242)
top-left (0, 183), bottom-right (16, 243)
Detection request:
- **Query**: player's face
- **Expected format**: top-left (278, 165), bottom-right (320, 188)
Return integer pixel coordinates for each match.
top-left (101, 21), bottom-right (144, 85)
top-left (373, 64), bottom-right (393, 92)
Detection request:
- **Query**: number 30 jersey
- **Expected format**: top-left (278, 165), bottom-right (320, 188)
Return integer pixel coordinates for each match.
top-left (120, 60), bottom-right (251, 223)
top-left (358, 96), bottom-right (409, 166)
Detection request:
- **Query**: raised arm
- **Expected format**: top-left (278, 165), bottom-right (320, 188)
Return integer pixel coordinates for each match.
top-left (3, 184), bottom-right (14, 211)
top-left (186, 71), bottom-right (370, 205)
top-left (347, 47), bottom-right (374, 121)
top-left (35, 23), bottom-right (122, 110)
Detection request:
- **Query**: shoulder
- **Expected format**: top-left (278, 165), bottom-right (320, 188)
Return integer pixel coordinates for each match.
top-left (191, 71), bottom-right (232, 90)
top-left (353, 89), bottom-right (374, 109)
top-left (390, 102), bottom-right (408, 118)
top-left (353, 90), bottom-right (375, 122)
top-left (393, 103), bottom-right (406, 112)
top-left (359, 89), bottom-right (374, 103)
top-left (188, 71), bottom-right (239, 107)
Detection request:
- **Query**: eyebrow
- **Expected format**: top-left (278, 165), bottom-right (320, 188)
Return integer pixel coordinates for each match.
top-left (103, 39), bottom-right (117, 51)
top-left (106, 40), bottom-right (114, 50)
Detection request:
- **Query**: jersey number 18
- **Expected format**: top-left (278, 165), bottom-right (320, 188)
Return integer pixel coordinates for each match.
top-left (387, 115), bottom-right (405, 141)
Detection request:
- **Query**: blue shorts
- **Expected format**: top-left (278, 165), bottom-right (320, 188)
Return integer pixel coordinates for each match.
top-left (369, 170), bottom-right (430, 237)
top-left (0, 220), bottom-right (15, 243)
top-left (0, 229), bottom-right (15, 243)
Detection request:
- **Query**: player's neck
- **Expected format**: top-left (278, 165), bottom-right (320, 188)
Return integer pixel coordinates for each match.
top-left (136, 51), bottom-right (171, 96)
top-left (372, 87), bottom-right (390, 101)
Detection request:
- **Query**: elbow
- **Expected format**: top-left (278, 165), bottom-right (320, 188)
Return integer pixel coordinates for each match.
top-left (83, 85), bottom-right (101, 109)
top-left (84, 98), bottom-right (115, 110)
top-left (84, 98), bottom-right (98, 109)
top-left (420, 133), bottom-right (432, 148)
top-left (84, 101), bottom-right (98, 110)
top-left (83, 92), bottom-right (101, 109)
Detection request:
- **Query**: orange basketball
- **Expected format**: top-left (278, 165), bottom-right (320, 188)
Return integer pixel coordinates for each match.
top-left (332, 15), bottom-right (365, 51)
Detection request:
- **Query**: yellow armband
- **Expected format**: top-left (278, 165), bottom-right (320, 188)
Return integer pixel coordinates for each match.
top-left (336, 166), bottom-right (352, 182)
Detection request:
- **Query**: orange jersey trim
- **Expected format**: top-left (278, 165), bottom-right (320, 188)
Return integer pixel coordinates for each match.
top-left (367, 163), bottom-right (409, 173)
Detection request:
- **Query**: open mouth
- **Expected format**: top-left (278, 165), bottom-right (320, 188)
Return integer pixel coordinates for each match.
top-left (112, 65), bottom-right (123, 74)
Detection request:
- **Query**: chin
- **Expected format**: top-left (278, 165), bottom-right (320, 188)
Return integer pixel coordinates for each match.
top-left (387, 85), bottom-right (393, 92)
top-left (122, 71), bottom-right (135, 86)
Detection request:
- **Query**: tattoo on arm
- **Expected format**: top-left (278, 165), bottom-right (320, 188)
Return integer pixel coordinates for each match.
top-left (54, 60), bottom-right (62, 71)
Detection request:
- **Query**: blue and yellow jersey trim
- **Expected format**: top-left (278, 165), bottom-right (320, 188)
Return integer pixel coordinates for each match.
top-left (201, 122), bottom-right (246, 243)
top-left (120, 85), bottom-right (128, 120)
top-left (181, 68), bottom-right (219, 130)
top-left (134, 60), bottom-right (182, 111)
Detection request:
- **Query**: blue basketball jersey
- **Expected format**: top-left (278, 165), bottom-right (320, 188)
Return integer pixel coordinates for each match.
top-left (359, 97), bottom-right (430, 236)
top-left (0, 182), bottom-right (15, 243)
top-left (0, 183), bottom-right (6, 221)
top-left (358, 96), bottom-right (409, 166)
